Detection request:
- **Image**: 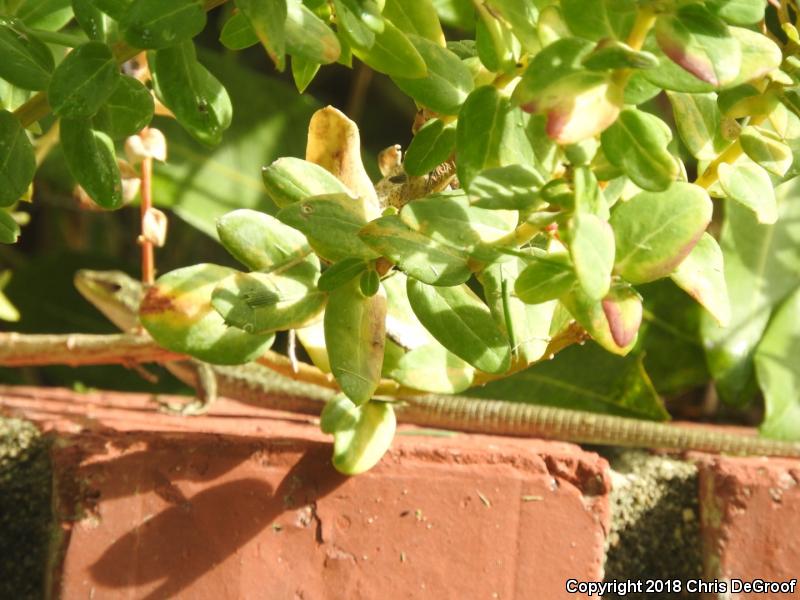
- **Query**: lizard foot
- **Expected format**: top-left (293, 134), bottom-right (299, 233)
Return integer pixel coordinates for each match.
top-left (155, 395), bottom-right (212, 416)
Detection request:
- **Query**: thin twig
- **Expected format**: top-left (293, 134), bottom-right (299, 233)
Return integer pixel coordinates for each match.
top-left (139, 131), bottom-right (155, 285)
top-left (0, 332), bottom-right (182, 366)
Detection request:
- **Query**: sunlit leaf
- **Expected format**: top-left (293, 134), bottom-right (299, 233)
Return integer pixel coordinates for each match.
top-left (671, 232), bottom-right (730, 327)
top-left (407, 278), bottom-right (511, 373)
top-left (211, 263), bottom-right (325, 333)
top-left (600, 108), bottom-right (678, 192)
top-left (755, 288), bottom-right (800, 441)
top-left (140, 264), bottom-right (275, 364)
top-left (325, 277), bottom-right (387, 405)
top-left (611, 183), bottom-right (712, 284)
top-left (717, 160), bottom-right (777, 224)
top-left (322, 395), bottom-right (396, 474)
top-left (216, 208), bottom-right (312, 271)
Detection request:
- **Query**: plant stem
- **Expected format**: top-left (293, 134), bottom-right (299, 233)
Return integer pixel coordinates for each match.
top-left (139, 138), bottom-right (155, 285)
top-left (694, 114), bottom-right (767, 189)
top-left (613, 7), bottom-right (657, 88)
top-left (626, 7), bottom-right (657, 51)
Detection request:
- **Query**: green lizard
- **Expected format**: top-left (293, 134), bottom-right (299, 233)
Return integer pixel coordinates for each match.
top-left (73, 269), bottom-right (800, 458)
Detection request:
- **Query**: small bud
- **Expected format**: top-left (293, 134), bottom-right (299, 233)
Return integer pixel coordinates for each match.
top-left (142, 207), bottom-right (168, 247)
top-left (125, 128), bottom-right (167, 164)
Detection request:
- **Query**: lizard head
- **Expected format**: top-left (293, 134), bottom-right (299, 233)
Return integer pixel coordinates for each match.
top-left (74, 269), bottom-right (144, 331)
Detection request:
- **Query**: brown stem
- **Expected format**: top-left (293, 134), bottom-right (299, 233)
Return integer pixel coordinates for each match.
top-left (0, 332), bottom-right (183, 366)
top-left (139, 135), bottom-right (155, 285)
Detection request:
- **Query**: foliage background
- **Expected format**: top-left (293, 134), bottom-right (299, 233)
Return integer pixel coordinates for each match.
top-left (1, 0), bottom-right (789, 429)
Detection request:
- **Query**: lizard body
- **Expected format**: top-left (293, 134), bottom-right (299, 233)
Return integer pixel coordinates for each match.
top-left (74, 270), bottom-right (800, 457)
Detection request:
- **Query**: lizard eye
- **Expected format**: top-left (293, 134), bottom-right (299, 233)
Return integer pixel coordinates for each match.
top-left (103, 282), bottom-right (123, 293)
top-left (389, 174), bottom-right (407, 184)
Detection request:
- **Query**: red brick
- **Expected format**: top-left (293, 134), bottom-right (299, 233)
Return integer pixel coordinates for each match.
top-left (1, 386), bottom-right (610, 599)
top-left (696, 454), bottom-right (800, 599)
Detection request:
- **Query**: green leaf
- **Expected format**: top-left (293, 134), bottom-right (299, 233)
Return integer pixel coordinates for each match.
top-left (325, 277), bottom-right (386, 405)
top-left (211, 263), bottom-right (325, 334)
top-left (236, 0), bottom-right (286, 69)
top-left (707, 0), bottom-right (766, 26)
top-left (151, 50), bottom-right (317, 236)
top-left (755, 289), bottom-right (800, 441)
top-left (261, 156), bottom-right (351, 208)
top-left (392, 34), bottom-right (473, 115)
top-left (403, 118), bottom-right (456, 177)
top-left (611, 183), bottom-right (713, 284)
top-left (457, 85), bottom-right (533, 188)
top-left (670, 232), bottom-right (730, 327)
top-left (60, 117), bottom-right (123, 209)
top-left (561, 0), bottom-right (636, 41)
top-left (485, 0), bottom-right (540, 53)
top-left (277, 193), bottom-right (378, 262)
top-left (0, 21), bottom-right (54, 91)
top-left (600, 108), bottom-right (679, 192)
top-left (149, 42), bottom-right (232, 146)
top-left (407, 278), bottom-right (511, 374)
top-left (0, 209), bottom-right (20, 244)
top-left (0, 110), bottom-right (35, 208)
top-left (510, 37), bottom-right (593, 108)
top-left (582, 40), bottom-right (658, 71)
top-left (474, 2), bottom-right (516, 73)
top-left (48, 41), bottom-right (119, 118)
top-left (654, 4), bottom-right (741, 87)
top-left (431, 0), bottom-right (474, 30)
top-left (333, 0), bottom-right (376, 49)
top-left (140, 264), bottom-right (275, 364)
top-left (14, 0), bottom-right (74, 30)
top-left (323, 395), bottom-right (396, 474)
top-left (641, 35), bottom-right (715, 94)
top-left (72, 0), bottom-right (117, 42)
top-left (516, 253), bottom-right (576, 305)
top-left (350, 19), bottom-right (426, 78)
top-left (291, 55), bottom-right (320, 93)
top-left (572, 165), bottom-right (608, 218)
top-left (568, 213), bottom-right (615, 300)
top-left (390, 343), bottom-right (475, 393)
top-left (468, 164), bottom-right (545, 210)
top-left (219, 10), bottom-right (259, 50)
top-left (638, 280), bottom-right (710, 395)
top-left (121, 0), bottom-right (206, 49)
top-left (285, 0), bottom-right (341, 64)
top-left (92, 75), bottom-right (154, 140)
top-left (317, 258), bottom-right (367, 291)
top-left (666, 91), bottom-right (726, 160)
top-left (383, 0), bottom-right (444, 44)
top-left (739, 126), bottom-right (792, 177)
top-left (87, 0), bottom-right (131, 21)
top-left (360, 269), bottom-right (380, 297)
top-left (216, 208), bottom-right (312, 271)
top-left (562, 282), bottom-right (642, 355)
top-left (469, 342), bottom-right (667, 420)
top-left (399, 190), bottom-right (517, 257)
top-left (717, 161), bottom-right (777, 224)
top-left (724, 27), bottom-right (781, 88)
top-left (702, 178), bottom-right (800, 405)
top-left (478, 257), bottom-right (556, 364)
top-left (359, 215), bottom-right (472, 286)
